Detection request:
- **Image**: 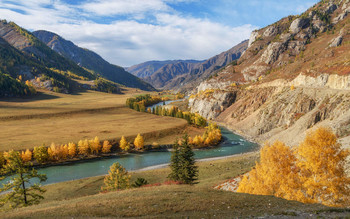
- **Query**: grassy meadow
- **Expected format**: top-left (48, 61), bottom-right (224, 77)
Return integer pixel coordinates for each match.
top-left (0, 89), bottom-right (203, 151)
top-left (1, 153), bottom-right (345, 218)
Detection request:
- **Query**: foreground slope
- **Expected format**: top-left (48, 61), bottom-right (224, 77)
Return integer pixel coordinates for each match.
top-left (33, 30), bottom-right (155, 91)
top-left (2, 153), bottom-right (347, 218)
top-left (189, 0), bottom-right (350, 146)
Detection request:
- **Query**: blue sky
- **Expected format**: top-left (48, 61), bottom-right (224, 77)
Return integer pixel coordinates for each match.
top-left (0, 0), bottom-right (318, 66)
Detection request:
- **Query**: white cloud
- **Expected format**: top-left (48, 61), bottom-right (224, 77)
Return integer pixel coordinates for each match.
top-left (0, 0), bottom-right (257, 66)
top-left (45, 17), bottom-right (256, 66)
top-left (80, 0), bottom-right (169, 16)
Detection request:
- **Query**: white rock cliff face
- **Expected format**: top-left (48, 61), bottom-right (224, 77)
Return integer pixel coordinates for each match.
top-left (197, 79), bottom-right (231, 93)
top-left (188, 90), bottom-right (236, 120)
top-left (248, 30), bottom-right (259, 48)
top-left (291, 74), bottom-right (350, 90)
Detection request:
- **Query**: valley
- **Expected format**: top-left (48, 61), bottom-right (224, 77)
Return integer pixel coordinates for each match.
top-left (0, 0), bottom-right (350, 217)
top-left (0, 89), bottom-right (203, 151)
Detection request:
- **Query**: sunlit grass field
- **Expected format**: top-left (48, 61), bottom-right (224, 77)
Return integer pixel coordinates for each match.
top-left (0, 89), bottom-right (203, 151)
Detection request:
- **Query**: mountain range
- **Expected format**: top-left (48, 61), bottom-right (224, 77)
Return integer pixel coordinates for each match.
top-left (0, 20), bottom-right (155, 97)
top-left (128, 40), bottom-right (248, 91)
top-left (189, 0), bottom-right (350, 147)
top-left (33, 30), bottom-right (154, 91)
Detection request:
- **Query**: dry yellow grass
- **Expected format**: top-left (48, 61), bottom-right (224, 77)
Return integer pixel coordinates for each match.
top-left (1, 153), bottom-right (346, 218)
top-left (0, 90), bottom-right (203, 151)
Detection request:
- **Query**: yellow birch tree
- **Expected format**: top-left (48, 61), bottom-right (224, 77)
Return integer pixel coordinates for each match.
top-left (296, 127), bottom-right (350, 206)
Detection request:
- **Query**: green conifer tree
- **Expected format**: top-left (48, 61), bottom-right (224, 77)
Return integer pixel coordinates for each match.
top-left (178, 134), bottom-right (198, 184)
top-left (0, 151), bottom-right (47, 208)
top-left (168, 139), bottom-right (181, 181)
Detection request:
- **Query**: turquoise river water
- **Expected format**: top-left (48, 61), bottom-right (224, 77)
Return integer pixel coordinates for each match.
top-left (1, 100), bottom-right (258, 186)
top-left (33, 127), bottom-right (258, 185)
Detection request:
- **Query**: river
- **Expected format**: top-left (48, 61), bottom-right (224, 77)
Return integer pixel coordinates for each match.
top-left (2, 100), bottom-right (258, 186)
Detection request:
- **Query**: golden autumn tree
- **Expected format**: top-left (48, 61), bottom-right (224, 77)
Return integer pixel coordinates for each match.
top-left (21, 149), bottom-right (32, 162)
top-left (102, 140), bottom-right (112, 153)
top-left (89, 136), bottom-right (101, 154)
top-left (62, 144), bottom-right (69, 160)
top-left (101, 162), bottom-right (131, 191)
top-left (47, 143), bottom-right (57, 161)
top-left (134, 134), bottom-right (144, 150)
top-left (68, 142), bottom-right (76, 158)
top-left (296, 127), bottom-right (350, 207)
top-left (237, 127), bottom-right (350, 207)
top-left (192, 135), bottom-right (203, 146)
top-left (78, 140), bottom-right (89, 155)
top-left (237, 141), bottom-right (300, 199)
top-left (119, 136), bottom-right (130, 151)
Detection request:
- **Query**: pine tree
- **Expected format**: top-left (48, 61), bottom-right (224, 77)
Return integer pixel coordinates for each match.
top-left (178, 134), bottom-right (198, 184)
top-left (168, 139), bottom-right (181, 181)
top-left (0, 151), bottom-right (47, 208)
top-left (101, 162), bottom-right (130, 191)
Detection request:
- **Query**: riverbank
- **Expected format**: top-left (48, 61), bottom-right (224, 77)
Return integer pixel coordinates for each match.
top-left (2, 151), bottom-right (346, 219)
top-left (0, 125), bottom-right (258, 187)
top-left (133, 151), bottom-right (259, 173)
top-left (216, 121), bottom-right (261, 146)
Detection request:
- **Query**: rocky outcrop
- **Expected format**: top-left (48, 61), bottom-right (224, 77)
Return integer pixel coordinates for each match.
top-left (188, 0), bottom-right (350, 148)
top-left (289, 18), bottom-right (310, 34)
top-left (248, 30), bottom-right (259, 48)
top-left (196, 80), bottom-right (232, 93)
top-left (329, 35), bottom-right (343, 47)
top-left (291, 74), bottom-right (350, 90)
top-left (188, 90), bottom-right (237, 120)
top-left (213, 86), bottom-right (350, 146)
top-left (259, 42), bottom-right (287, 64)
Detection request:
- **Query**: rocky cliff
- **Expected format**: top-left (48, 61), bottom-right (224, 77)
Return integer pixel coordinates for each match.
top-left (189, 0), bottom-right (350, 147)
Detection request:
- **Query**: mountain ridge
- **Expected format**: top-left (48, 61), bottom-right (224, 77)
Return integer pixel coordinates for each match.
top-left (128, 40), bottom-right (247, 90)
top-left (189, 0), bottom-right (350, 147)
top-left (126, 60), bottom-right (203, 78)
top-left (33, 30), bottom-right (155, 91)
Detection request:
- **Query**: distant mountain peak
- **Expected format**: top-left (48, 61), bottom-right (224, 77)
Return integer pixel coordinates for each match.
top-left (128, 40), bottom-right (248, 91)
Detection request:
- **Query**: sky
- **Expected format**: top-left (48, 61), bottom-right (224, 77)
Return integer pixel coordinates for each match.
top-left (0, 0), bottom-right (318, 67)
